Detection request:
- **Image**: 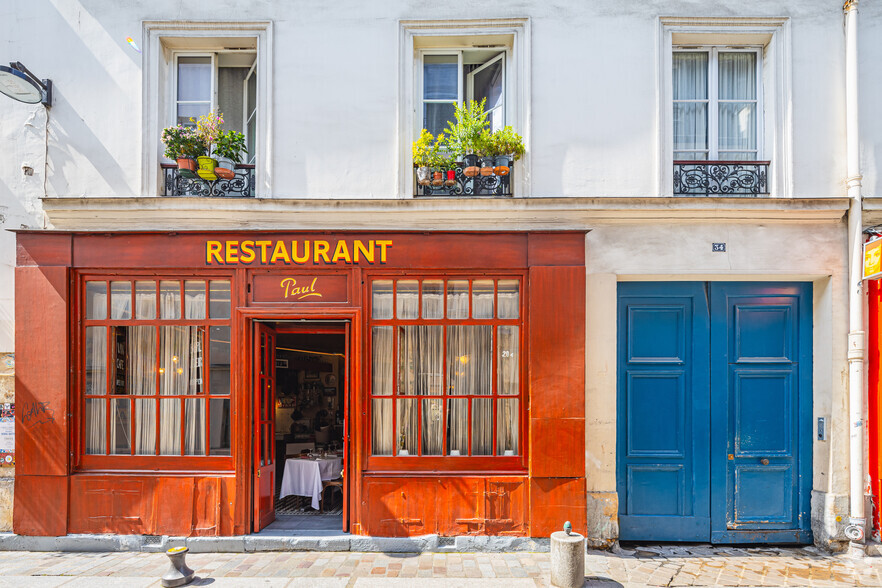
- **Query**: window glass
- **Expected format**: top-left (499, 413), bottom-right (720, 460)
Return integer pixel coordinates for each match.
top-left (86, 281), bottom-right (107, 320)
top-left (110, 281), bottom-right (132, 320)
top-left (447, 398), bottom-right (468, 456)
top-left (497, 398), bottom-right (519, 455)
top-left (421, 398), bottom-right (443, 455)
top-left (160, 281), bottom-right (181, 320)
top-left (372, 280), bottom-right (393, 319)
top-left (498, 326), bottom-right (520, 395)
top-left (160, 398), bottom-right (181, 455)
top-left (372, 326), bottom-right (393, 396)
top-left (471, 398), bottom-right (493, 456)
top-left (447, 280), bottom-right (469, 319)
top-left (160, 326), bottom-right (203, 395)
top-left (398, 326), bottom-right (442, 396)
top-left (135, 281), bottom-right (157, 320)
top-left (209, 398), bottom-right (231, 456)
top-left (422, 280), bottom-right (444, 319)
top-left (184, 398), bottom-right (205, 456)
top-left (423, 55), bottom-right (458, 100)
top-left (184, 280), bottom-right (206, 320)
top-left (110, 398), bottom-right (131, 455)
top-left (209, 280), bottom-right (231, 319)
top-left (135, 398), bottom-right (156, 455)
top-left (447, 325), bottom-right (492, 396)
top-left (176, 56), bottom-right (211, 125)
top-left (397, 398), bottom-right (418, 456)
top-left (372, 398), bottom-right (393, 456)
top-left (396, 280), bottom-right (419, 319)
top-left (85, 398), bottom-right (106, 455)
top-left (497, 280), bottom-right (519, 319)
top-left (472, 280), bottom-right (494, 319)
top-left (210, 326), bottom-right (231, 395)
top-left (85, 327), bottom-right (106, 396)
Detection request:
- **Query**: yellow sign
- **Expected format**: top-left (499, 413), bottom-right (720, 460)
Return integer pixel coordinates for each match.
top-left (281, 277), bottom-right (321, 300)
top-left (864, 238), bottom-right (882, 280)
top-left (206, 239), bottom-right (392, 265)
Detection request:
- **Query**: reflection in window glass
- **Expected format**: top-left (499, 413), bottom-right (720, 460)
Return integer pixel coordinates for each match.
top-left (447, 280), bottom-right (469, 319)
top-left (135, 281), bottom-right (156, 320)
top-left (422, 280), bottom-right (444, 319)
top-left (160, 281), bottom-right (181, 320)
top-left (210, 326), bottom-right (231, 395)
top-left (396, 280), bottom-right (419, 319)
top-left (86, 281), bottom-right (107, 320)
top-left (110, 281), bottom-right (132, 320)
top-left (209, 280), bottom-right (231, 319)
top-left (372, 280), bottom-right (393, 319)
top-left (209, 398), bottom-right (231, 456)
top-left (497, 280), bottom-right (519, 318)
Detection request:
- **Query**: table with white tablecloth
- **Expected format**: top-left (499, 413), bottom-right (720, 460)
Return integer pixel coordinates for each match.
top-left (279, 457), bottom-right (343, 510)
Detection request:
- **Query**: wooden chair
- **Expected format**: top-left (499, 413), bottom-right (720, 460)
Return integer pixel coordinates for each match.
top-left (320, 478), bottom-right (343, 513)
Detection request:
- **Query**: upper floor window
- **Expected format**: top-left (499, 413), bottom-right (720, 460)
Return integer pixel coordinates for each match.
top-left (174, 52), bottom-right (258, 164)
top-left (673, 48), bottom-right (761, 162)
top-left (421, 50), bottom-right (506, 138)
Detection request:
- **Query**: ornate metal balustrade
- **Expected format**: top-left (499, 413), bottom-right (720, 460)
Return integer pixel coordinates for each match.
top-left (161, 163), bottom-right (255, 197)
top-left (414, 164), bottom-right (513, 197)
top-left (673, 160), bottom-right (769, 196)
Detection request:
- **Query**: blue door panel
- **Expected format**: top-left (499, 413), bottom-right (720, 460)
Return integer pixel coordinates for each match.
top-left (618, 282), bottom-right (812, 544)
top-left (617, 283), bottom-right (709, 542)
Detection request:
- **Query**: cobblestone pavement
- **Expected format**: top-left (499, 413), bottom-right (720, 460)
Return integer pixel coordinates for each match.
top-left (0, 544), bottom-right (881, 587)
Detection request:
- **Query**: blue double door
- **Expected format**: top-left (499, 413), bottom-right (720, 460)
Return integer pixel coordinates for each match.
top-left (617, 282), bottom-right (812, 544)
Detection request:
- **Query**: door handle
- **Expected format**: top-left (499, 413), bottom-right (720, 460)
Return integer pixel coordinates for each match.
top-left (760, 458), bottom-right (770, 465)
top-left (257, 469), bottom-right (261, 477)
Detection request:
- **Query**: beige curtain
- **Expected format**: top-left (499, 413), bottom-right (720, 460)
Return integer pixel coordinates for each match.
top-left (371, 326), bottom-right (394, 455)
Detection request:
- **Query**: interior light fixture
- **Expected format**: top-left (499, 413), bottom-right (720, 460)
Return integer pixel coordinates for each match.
top-left (0, 62), bottom-right (52, 107)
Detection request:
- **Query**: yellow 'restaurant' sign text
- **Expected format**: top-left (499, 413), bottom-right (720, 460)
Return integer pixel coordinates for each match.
top-left (206, 239), bottom-right (392, 265)
top-left (864, 238), bottom-right (882, 280)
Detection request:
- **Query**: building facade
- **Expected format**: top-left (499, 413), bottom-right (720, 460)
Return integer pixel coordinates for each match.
top-left (2, 0), bottom-right (881, 550)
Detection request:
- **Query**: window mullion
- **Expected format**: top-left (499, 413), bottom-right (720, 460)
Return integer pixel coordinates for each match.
top-left (708, 48), bottom-right (719, 160)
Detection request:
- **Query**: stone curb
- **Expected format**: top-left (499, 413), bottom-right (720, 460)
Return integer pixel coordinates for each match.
top-left (0, 532), bottom-right (552, 553)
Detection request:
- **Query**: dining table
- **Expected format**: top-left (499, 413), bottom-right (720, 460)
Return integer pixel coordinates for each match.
top-left (279, 455), bottom-right (343, 510)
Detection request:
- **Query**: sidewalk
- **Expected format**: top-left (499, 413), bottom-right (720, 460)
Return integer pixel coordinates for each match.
top-left (1, 544), bottom-right (881, 587)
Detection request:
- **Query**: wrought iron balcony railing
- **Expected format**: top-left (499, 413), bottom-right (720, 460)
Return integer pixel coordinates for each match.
top-left (673, 160), bottom-right (769, 196)
top-left (161, 163), bottom-right (255, 197)
top-left (415, 157), bottom-right (513, 197)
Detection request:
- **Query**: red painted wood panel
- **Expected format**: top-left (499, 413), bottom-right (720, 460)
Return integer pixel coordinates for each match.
top-left (529, 417), bottom-right (585, 478)
top-left (527, 233), bottom-right (585, 267)
top-left (16, 232), bottom-right (71, 267)
top-left (15, 266), bottom-right (69, 477)
top-left (530, 477), bottom-right (587, 537)
top-left (528, 265), bottom-right (586, 420)
top-left (14, 475), bottom-right (68, 536)
top-left (869, 279), bottom-right (882, 533)
top-left (68, 475), bottom-right (236, 536)
top-left (70, 232), bottom-right (533, 270)
top-left (360, 476), bottom-right (528, 536)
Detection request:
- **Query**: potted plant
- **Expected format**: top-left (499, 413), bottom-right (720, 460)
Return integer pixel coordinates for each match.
top-left (490, 126), bottom-right (525, 176)
top-left (412, 129), bottom-right (435, 186)
top-left (443, 98), bottom-right (489, 177)
top-left (442, 155), bottom-right (457, 187)
top-left (161, 125), bottom-right (204, 173)
top-left (194, 110), bottom-right (224, 180)
top-left (213, 129), bottom-right (247, 181)
top-left (475, 128), bottom-right (495, 177)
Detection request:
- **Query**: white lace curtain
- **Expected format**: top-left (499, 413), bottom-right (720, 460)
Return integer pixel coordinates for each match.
top-left (84, 283), bottom-right (207, 456)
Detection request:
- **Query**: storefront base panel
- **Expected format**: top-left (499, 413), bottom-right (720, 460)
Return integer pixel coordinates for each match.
top-left (530, 477), bottom-right (587, 537)
top-left (359, 476), bottom-right (529, 537)
top-left (67, 474), bottom-right (237, 537)
top-left (14, 475), bottom-right (68, 536)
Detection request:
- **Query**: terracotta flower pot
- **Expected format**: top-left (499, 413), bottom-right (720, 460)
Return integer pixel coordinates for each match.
top-left (494, 155), bottom-right (511, 176)
top-left (214, 167), bottom-right (235, 180)
top-left (176, 158), bottom-right (196, 172)
top-left (480, 156), bottom-right (494, 176)
top-left (432, 171), bottom-right (444, 187)
top-left (463, 166), bottom-right (480, 177)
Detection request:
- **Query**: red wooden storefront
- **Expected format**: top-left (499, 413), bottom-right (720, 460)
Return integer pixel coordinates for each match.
top-left (14, 230), bottom-right (586, 538)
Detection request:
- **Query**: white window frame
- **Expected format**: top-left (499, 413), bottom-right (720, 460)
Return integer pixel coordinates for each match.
top-left (673, 46), bottom-right (763, 162)
top-left (143, 21), bottom-right (273, 198)
top-left (658, 17), bottom-right (791, 197)
top-left (399, 19), bottom-right (530, 198)
top-left (171, 52), bottom-right (217, 126)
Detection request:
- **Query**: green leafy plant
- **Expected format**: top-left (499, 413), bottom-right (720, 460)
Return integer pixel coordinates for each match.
top-left (442, 98), bottom-right (489, 157)
top-left (194, 110), bottom-right (224, 157)
top-left (412, 128), bottom-right (435, 167)
top-left (160, 125), bottom-right (205, 159)
top-left (490, 126), bottom-right (526, 161)
top-left (214, 130), bottom-right (248, 164)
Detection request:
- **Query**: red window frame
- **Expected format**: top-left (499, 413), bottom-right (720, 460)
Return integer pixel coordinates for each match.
top-left (74, 271), bottom-right (235, 471)
top-left (365, 271), bottom-right (527, 473)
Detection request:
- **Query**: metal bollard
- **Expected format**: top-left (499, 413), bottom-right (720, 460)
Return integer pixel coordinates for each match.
top-left (550, 521), bottom-right (585, 588)
top-left (161, 546), bottom-right (196, 587)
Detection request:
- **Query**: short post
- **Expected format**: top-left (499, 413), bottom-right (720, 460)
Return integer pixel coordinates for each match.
top-left (550, 521), bottom-right (585, 588)
top-left (161, 546), bottom-right (195, 587)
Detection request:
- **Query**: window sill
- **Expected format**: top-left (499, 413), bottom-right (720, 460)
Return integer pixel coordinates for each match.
top-left (77, 455), bottom-right (234, 471)
top-left (161, 163), bottom-right (256, 198)
top-left (673, 160), bottom-right (770, 197)
top-left (365, 455), bottom-right (525, 473)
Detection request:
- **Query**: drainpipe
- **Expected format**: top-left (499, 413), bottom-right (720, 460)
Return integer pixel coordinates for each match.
top-left (844, 0), bottom-right (865, 544)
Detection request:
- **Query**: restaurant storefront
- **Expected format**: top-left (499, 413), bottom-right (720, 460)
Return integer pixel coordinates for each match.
top-left (13, 230), bottom-right (586, 538)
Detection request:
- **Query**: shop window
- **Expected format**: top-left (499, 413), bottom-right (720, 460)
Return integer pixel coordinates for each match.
top-left (369, 277), bottom-right (522, 463)
top-left (81, 277), bottom-right (232, 465)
